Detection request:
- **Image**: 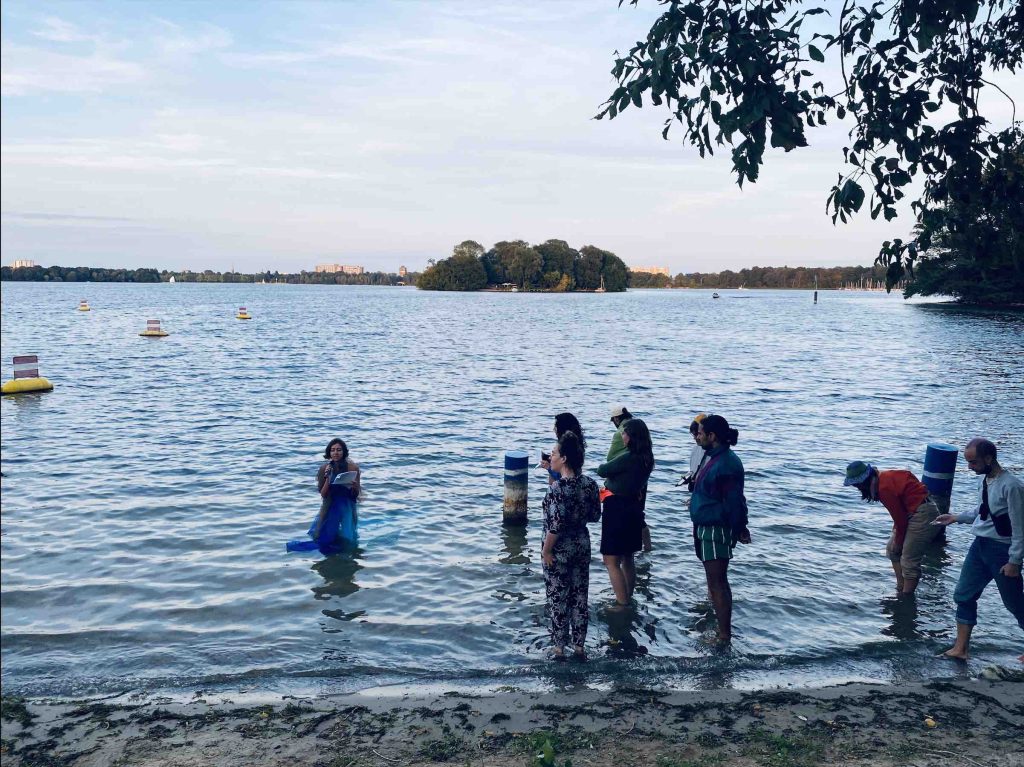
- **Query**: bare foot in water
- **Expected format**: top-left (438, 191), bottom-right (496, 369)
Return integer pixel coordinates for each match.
top-left (940, 647), bottom-right (969, 660)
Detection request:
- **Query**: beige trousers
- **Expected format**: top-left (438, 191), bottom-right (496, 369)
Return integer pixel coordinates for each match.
top-left (886, 497), bottom-right (944, 580)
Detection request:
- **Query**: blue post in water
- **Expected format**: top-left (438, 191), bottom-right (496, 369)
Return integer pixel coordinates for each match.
top-left (923, 442), bottom-right (958, 514)
top-left (503, 450), bottom-right (530, 525)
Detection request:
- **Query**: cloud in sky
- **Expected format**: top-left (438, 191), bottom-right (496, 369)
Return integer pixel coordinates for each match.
top-left (2, 1), bottom-right (1020, 274)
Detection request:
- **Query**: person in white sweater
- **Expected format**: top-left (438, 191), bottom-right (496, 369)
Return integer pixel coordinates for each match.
top-left (934, 438), bottom-right (1024, 660)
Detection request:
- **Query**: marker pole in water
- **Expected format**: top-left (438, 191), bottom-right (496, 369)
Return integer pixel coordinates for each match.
top-left (1, 355), bottom-right (54, 395)
top-left (503, 450), bottom-right (530, 525)
top-left (814, 290), bottom-right (818, 304)
top-left (922, 442), bottom-right (958, 515)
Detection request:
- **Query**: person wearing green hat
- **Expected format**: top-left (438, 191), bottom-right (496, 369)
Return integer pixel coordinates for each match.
top-left (843, 460), bottom-right (945, 595)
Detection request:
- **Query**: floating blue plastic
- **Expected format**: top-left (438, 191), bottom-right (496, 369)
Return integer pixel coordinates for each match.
top-left (922, 442), bottom-right (958, 498)
top-left (287, 490), bottom-right (357, 555)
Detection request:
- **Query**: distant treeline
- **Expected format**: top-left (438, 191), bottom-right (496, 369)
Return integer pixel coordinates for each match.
top-left (1, 265), bottom-right (162, 282)
top-left (628, 264), bottom-right (894, 290)
top-left (418, 240), bottom-right (629, 292)
top-left (162, 270), bottom-right (415, 286)
top-left (2, 262), bottom-right (894, 291)
top-left (0, 265), bottom-right (416, 286)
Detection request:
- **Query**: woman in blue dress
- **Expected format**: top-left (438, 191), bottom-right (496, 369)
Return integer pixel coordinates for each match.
top-left (286, 438), bottom-right (359, 555)
top-left (316, 437), bottom-right (361, 551)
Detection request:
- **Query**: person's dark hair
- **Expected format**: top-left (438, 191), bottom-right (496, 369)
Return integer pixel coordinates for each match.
top-left (689, 419), bottom-right (701, 436)
top-left (557, 431), bottom-right (585, 475)
top-left (554, 412), bottom-right (587, 451)
top-left (701, 414), bottom-right (738, 447)
top-left (623, 418), bottom-right (655, 476)
top-left (967, 437), bottom-right (997, 461)
top-left (323, 438), bottom-right (349, 461)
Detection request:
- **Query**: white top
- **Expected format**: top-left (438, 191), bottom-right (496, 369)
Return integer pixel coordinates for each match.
top-left (955, 469), bottom-right (1024, 565)
top-left (689, 442), bottom-right (706, 475)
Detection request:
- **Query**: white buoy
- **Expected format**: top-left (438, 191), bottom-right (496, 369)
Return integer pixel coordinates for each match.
top-left (2, 355), bottom-right (54, 395)
top-left (139, 319), bottom-right (169, 337)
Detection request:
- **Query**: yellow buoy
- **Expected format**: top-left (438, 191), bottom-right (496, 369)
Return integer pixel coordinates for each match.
top-left (140, 319), bottom-right (169, 337)
top-left (236, 306), bottom-right (252, 320)
top-left (1, 355), bottom-right (54, 396)
top-left (78, 300), bottom-right (91, 311)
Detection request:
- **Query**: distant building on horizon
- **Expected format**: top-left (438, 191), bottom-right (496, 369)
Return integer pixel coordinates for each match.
top-left (11, 259), bottom-right (36, 269)
top-left (631, 266), bottom-right (670, 276)
top-left (315, 263), bottom-right (365, 275)
top-left (398, 265), bottom-right (408, 277)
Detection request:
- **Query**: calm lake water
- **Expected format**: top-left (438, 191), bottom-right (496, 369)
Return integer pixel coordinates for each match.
top-left (1, 282), bottom-right (1022, 699)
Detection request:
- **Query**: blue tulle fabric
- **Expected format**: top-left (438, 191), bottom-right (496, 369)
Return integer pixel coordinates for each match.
top-left (286, 488), bottom-right (358, 555)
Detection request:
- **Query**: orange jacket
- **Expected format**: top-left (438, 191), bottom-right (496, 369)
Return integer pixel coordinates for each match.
top-left (878, 470), bottom-right (929, 546)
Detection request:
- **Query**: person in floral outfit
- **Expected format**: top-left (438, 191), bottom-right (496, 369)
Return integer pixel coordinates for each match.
top-left (541, 430), bottom-right (601, 660)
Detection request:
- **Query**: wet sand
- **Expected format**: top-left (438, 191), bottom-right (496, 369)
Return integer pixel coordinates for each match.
top-left (2, 675), bottom-right (1022, 766)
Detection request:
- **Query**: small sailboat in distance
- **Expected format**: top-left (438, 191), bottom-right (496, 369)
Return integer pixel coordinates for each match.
top-left (595, 275), bottom-right (606, 293)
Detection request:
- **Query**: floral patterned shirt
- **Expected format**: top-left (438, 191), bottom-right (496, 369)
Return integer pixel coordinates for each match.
top-left (542, 475), bottom-right (601, 542)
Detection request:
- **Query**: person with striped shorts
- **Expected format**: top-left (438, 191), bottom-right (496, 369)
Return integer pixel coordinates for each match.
top-left (689, 414), bottom-right (750, 645)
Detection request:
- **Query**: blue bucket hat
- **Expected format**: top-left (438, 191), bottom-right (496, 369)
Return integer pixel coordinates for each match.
top-left (844, 461), bottom-right (874, 486)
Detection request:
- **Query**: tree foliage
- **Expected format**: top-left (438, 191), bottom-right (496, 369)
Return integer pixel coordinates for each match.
top-left (903, 141), bottom-right (1024, 303)
top-left (599, 0), bottom-right (1023, 303)
top-left (417, 239), bottom-right (631, 292)
top-left (0, 265), bottom-right (162, 282)
top-left (417, 243), bottom-right (489, 291)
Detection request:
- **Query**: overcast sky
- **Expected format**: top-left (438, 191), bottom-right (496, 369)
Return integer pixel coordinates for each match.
top-left (2, 1), bottom-right (1020, 274)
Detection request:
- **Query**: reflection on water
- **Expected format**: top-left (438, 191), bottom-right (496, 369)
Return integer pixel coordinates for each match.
top-left (499, 523), bottom-right (531, 566)
top-left (312, 553), bottom-right (363, 601)
top-left (880, 596), bottom-right (920, 641)
top-left (599, 602), bottom-right (654, 658)
top-left (2, 283), bottom-right (1023, 697)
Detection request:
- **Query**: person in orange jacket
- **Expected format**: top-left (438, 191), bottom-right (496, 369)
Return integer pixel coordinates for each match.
top-left (844, 461), bottom-right (944, 595)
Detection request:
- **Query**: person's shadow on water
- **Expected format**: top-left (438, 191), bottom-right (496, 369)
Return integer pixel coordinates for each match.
top-left (880, 543), bottom-right (953, 643)
top-left (597, 602), bottom-right (651, 658)
top-left (312, 552), bottom-right (365, 623)
top-left (880, 594), bottom-right (920, 641)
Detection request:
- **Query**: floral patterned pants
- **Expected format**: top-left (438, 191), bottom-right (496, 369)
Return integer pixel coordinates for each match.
top-left (544, 545), bottom-right (591, 648)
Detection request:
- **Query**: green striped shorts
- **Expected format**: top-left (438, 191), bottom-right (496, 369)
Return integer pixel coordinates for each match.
top-left (693, 525), bottom-right (733, 561)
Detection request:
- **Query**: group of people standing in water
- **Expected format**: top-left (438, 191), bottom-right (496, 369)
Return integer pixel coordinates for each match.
top-left (537, 407), bottom-right (748, 659)
top-left (294, 416), bottom-right (1021, 664)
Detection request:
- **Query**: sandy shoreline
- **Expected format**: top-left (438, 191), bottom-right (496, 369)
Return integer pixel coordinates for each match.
top-left (2, 674), bottom-right (1023, 767)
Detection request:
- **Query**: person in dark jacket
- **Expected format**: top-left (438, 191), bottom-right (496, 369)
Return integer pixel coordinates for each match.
top-left (689, 414), bottom-right (750, 644)
top-left (596, 418), bottom-right (654, 605)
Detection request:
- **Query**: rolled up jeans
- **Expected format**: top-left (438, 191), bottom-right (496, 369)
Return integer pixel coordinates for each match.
top-left (886, 496), bottom-right (943, 580)
top-left (953, 536), bottom-right (1024, 628)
